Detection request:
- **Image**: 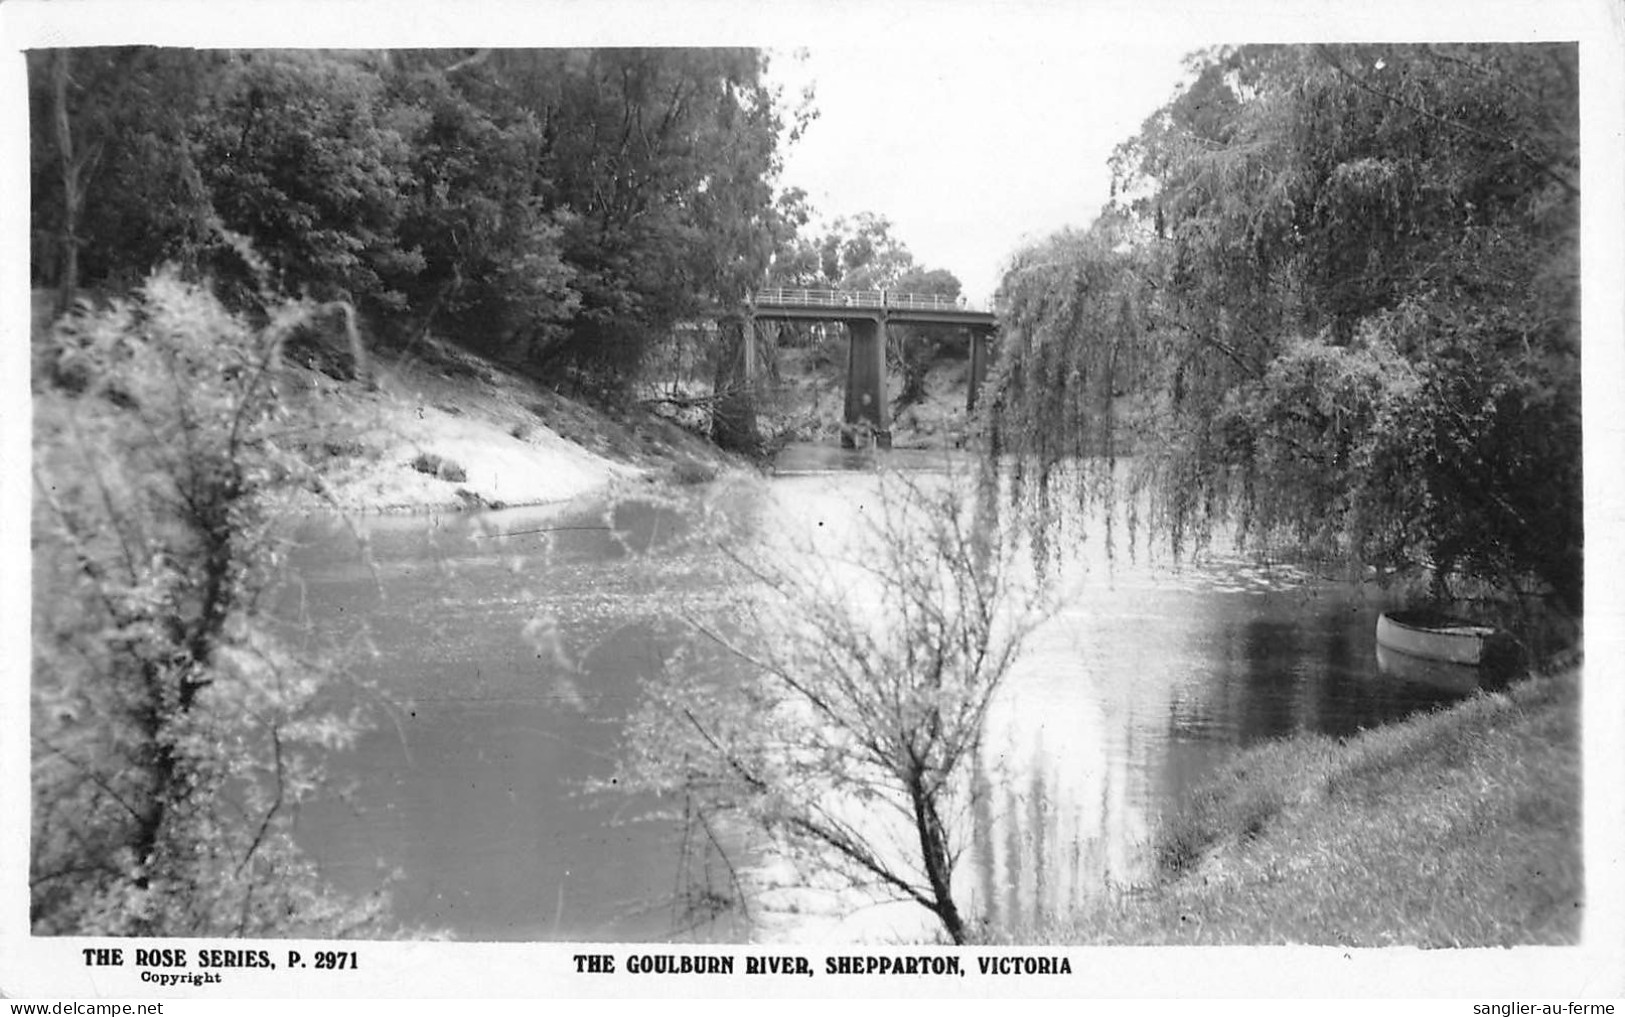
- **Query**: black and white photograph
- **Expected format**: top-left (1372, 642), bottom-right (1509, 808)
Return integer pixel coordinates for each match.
top-left (2, 0), bottom-right (1621, 1004)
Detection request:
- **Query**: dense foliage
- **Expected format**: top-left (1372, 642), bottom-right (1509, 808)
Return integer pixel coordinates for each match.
top-left (32, 273), bottom-right (386, 935)
top-left (30, 47), bottom-right (800, 392)
top-left (990, 44), bottom-right (1580, 615)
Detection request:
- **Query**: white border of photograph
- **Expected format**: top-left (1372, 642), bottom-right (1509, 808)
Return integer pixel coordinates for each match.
top-left (1, 0), bottom-right (1620, 1002)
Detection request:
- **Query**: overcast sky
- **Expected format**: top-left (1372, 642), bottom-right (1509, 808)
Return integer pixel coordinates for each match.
top-left (765, 41), bottom-right (1196, 303)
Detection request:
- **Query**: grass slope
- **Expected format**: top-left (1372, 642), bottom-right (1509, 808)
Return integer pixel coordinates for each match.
top-left (1037, 669), bottom-right (1582, 946)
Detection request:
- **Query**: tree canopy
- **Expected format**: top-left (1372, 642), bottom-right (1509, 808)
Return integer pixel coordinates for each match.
top-left (990, 44), bottom-right (1580, 616)
top-left (30, 47), bottom-right (802, 391)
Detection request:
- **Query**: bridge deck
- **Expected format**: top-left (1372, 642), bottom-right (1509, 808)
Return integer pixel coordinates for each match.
top-left (750, 287), bottom-right (997, 327)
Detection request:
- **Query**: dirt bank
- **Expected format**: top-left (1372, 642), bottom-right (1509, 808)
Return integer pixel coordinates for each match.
top-left (289, 334), bottom-right (750, 514)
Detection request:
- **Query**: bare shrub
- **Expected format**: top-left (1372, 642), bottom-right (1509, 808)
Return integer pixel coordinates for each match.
top-left (611, 467), bottom-right (1053, 943)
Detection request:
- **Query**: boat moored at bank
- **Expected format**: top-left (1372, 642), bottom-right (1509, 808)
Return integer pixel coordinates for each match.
top-left (1376, 610), bottom-right (1501, 666)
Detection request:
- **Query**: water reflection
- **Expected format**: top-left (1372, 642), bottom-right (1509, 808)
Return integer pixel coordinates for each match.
top-left (772, 442), bottom-right (969, 477)
top-left (280, 457), bottom-right (1475, 942)
top-left (279, 495), bottom-right (735, 941)
top-left (952, 533), bottom-right (1469, 935)
top-left (1375, 644), bottom-right (1486, 695)
top-left (970, 651), bottom-right (1150, 935)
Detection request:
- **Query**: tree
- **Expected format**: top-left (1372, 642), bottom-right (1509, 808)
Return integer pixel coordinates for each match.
top-left (31, 271), bottom-right (387, 936)
top-left (888, 265), bottom-right (964, 413)
top-left (28, 47), bottom-right (806, 404)
top-left (379, 52), bottom-right (580, 357)
top-left (28, 48), bottom-right (226, 299)
top-left (28, 48), bottom-right (423, 318)
top-left (611, 469), bottom-right (1052, 943)
top-left (991, 44), bottom-right (1580, 619)
top-left (44, 50), bottom-right (88, 313)
top-left (820, 212), bottom-right (916, 291)
top-left (193, 51), bottom-right (423, 312)
top-left (709, 185), bottom-right (812, 453)
top-left (504, 48), bottom-right (795, 389)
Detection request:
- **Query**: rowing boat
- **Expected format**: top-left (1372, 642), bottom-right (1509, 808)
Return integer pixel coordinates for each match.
top-left (1375, 610), bottom-right (1500, 666)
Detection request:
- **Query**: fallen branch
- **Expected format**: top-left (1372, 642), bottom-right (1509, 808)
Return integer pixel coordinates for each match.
top-left (637, 390), bottom-right (737, 410)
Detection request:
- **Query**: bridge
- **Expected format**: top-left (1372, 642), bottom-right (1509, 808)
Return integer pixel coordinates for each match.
top-left (747, 288), bottom-right (999, 448)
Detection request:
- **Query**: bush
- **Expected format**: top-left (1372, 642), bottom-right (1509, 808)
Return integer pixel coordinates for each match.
top-left (409, 451), bottom-right (466, 483)
top-left (31, 269), bottom-right (387, 936)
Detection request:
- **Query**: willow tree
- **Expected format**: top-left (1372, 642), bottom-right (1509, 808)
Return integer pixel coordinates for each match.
top-left (990, 44), bottom-right (1581, 618)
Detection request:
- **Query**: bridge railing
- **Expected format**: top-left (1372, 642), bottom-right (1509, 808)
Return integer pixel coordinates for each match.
top-left (883, 291), bottom-right (964, 312)
top-left (752, 287), bottom-right (986, 313)
top-left (753, 287), bottom-right (883, 309)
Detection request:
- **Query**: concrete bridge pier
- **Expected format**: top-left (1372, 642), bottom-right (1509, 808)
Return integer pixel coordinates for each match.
top-left (967, 330), bottom-right (992, 412)
top-left (842, 317), bottom-right (890, 449)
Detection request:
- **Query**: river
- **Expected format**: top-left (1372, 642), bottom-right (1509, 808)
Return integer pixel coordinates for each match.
top-left (278, 446), bottom-right (1473, 943)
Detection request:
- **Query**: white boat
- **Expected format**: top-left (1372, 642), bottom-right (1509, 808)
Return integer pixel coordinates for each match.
top-left (1376, 610), bottom-right (1500, 666)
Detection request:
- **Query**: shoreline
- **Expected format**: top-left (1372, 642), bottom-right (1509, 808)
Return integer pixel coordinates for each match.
top-left (997, 663), bottom-right (1583, 947)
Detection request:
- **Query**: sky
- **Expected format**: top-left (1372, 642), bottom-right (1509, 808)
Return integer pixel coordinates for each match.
top-left (764, 41), bottom-right (1196, 303)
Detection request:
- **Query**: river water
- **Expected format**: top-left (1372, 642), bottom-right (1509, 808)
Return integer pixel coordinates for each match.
top-left (278, 446), bottom-right (1472, 943)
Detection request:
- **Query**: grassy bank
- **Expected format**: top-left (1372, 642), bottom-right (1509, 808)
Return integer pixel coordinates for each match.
top-left (1019, 666), bottom-right (1582, 947)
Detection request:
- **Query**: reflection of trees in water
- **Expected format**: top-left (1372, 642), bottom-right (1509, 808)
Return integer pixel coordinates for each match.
top-left (665, 791), bottom-right (753, 942)
top-left (964, 691), bottom-right (1153, 934)
top-left (652, 572), bottom-right (1472, 941)
top-left (634, 506), bottom-right (1487, 942)
top-left (1157, 593), bottom-right (1468, 750)
top-left (1029, 762), bottom-right (1051, 929)
top-left (1237, 617), bottom-right (1309, 741)
top-left (970, 742), bottom-right (1000, 934)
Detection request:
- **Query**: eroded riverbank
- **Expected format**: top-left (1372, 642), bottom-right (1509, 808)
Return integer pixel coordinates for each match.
top-left (286, 332), bottom-right (752, 515)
